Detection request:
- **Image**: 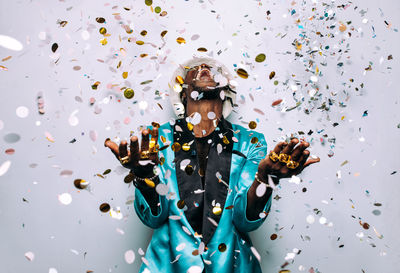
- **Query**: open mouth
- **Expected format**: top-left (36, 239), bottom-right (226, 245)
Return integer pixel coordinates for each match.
top-left (195, 67), bottom-right (213, 82)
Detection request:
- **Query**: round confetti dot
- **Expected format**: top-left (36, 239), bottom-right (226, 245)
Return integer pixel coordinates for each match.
top-left (362, 222), bottom-right (370, 229)
top-left (145, 0), bottom-right (152, 6)
top-left (218, 243), bottom-right (227, 252)
top-left (99, 27), bottom-right (107, 34)
top-left (99, 203), bottom-right (111, 212)
top-left (185, 165), bottom-right (194, 175)
top-left (187, 266), bottom-right (202, 273)
top-left (124, 250), bottom-right (135, 264)
top-left (74, 179), bottom-right (89, 190)
top-left (177, 199), bottom-right (185, 209)
top-left (171, 142), bottom-right (181, 152)
top-left (255, 53), bottom-right (266, 63)
top-left (124, 88), bottom-right (134, 99)
top-left (154, 6), bottom-right (161, 13)
top-left (236, 68), bottom-right (248, 79)
top-left (270, 233), bottom-right (278, 240)
top-left (251, 137), bottom-right (258, 144)
top-left (81, 30), bottom-right (90, 40)
top-left (139, 100), bottom-right (148, 110)
top-left (16, 106), bottom-right (29, 118)
top-left (58, 193), bottom-right (72, 205)
top-left (212, 206), bottom-right (222, 215)
top-left (306, 215), bottom-right (315, 224)
top-left (182, 143), bottom-right (190, 151)
top-left (155, 183), bottom-right (169, 196)
top-left (248, 121), bottom-right (257, 129)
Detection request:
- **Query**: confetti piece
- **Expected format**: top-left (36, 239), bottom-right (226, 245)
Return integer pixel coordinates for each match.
top-left (0, 160), bottom-right (11, 176)
top-left (58, 193), bottom-right (72, 205)
top-left (16, 106), bottom-right (29, 118)
top-left (255, 53), bottom-right (266, 63)
top-left (236, 68), bottom-right (248, 79)
top-left (24, 251), bottom-right (34, 261)
top-left (125, 250), bottom-right (135, 264)
top-left (0, 35), bottom-right (23, 51)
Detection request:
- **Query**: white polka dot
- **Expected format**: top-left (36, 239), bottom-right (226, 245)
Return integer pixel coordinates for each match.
top-left (16, 106), bottom-right (29, 118)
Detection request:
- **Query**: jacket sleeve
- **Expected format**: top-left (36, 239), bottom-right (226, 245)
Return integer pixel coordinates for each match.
top-left (133, 124), bottom-right (169, 229)
top-left (134, 184), bottom-right (169, 229)
top-left (232, 132), bottom-right (272, 233)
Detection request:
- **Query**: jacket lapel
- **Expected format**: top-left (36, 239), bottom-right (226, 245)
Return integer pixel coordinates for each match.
top-left (173, 116), bottom-right (233, 245)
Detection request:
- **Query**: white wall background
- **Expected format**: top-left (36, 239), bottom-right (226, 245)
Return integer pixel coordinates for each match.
top-left (0, 0), bottom-right (399, 272)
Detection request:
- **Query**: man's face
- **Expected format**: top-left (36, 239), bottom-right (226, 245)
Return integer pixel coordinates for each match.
top-left (184, 63), bottom-right (217, 92)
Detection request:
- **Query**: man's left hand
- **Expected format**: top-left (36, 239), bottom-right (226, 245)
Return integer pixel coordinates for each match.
top-left (257, 138), bottom-right (320, 182)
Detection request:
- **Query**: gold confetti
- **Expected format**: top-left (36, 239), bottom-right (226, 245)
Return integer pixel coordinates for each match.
top-left (144, 178), bottom-right (155, 188)
top-left (182, 143), bottom-right (190, 151)
top-left (160, 135), bottom-right (166, 143)
top-left (212, 206), bottom-right (222, 215)
top-left (171, 142), bottom-right (181, 152)
top-left (99, 27), bottom-right (107, 35)
top-left (222, 136), bottom-right (229, 145)
top-left (103, 169), bottom-right (111, 175)
top-left (255, 53), bottom-right (266, 62)
top-left (100, 38), bottom-right (107, 45)
top-left (140, 53), bottom-right (148, 58)
top-left (248, 121), bottom-right (257, 129)
top-left (154, 6), bottom-right (161, 13)
top-left (91, 81), bottom-right (101, 90)
top-left (160, 11), bottom-right (168, 17)
top-left (177, 199), bottom-right (185, 209)
top-left (187, 122), bottom-right (193, 131)
top-left (218, 243), bottom-right (227, 252)
top-left (236, 68), bottom-right (248, 79)
top-left (99, 203), bottom-right (110, 213)
top-left (185, 165), bottom-right (194, 175)
top-left (251, 137), bottom-right (259, 144)
top-left (197, 47), bottom-right (207, 52)
top-left (122, 72), bottom-right (128, 79)
top-left (123, 88), bottom-right (134, 99)
top-left (140, 30), bottom-right (148, 36)
top-left (1, 56), bottom-right (12, 62)
top-left (124, 173), bottom-right (134, 183)
top-left (145, 0), bottom-right (152, 6)
top-left (270, 233), bottom-right (278, 240)
top-left (96, 17), bottom-right (105, 23)
top-left (269, 71), bottom-right (276, 79)
top-left (161, 30), bottom-right (168, 37)
top-left (175, 75), bottom-right (184, 84)
top-left (160, 30), bottom-right (168, 37)
top-left (176, 37), bottom-right (186, 44)
top-left (136, 40), bottom-right (144, 45)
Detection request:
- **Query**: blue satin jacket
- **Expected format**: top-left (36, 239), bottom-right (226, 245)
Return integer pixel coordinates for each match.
top-left (134, 117), bottom-right (272, 273)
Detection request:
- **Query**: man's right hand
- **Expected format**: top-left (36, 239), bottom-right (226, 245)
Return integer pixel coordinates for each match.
top-left (104, 127), bottom-right (160, 178)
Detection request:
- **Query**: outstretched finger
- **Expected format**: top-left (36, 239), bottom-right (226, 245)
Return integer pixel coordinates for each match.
top-left (291, 141), bottom-right (310, 161)
top-left (272, 141), bottom-right (287, 154)
top-left (280, 138), bottom-right (299, 157)
top-left (119, 140), bottom-right (129, 159)
top-left (141, 129), bottom-right (150, 151)
top-left (104, 138), bottom-right (120, 159)
top-left (303, 156), bottom-right (320, 168)
top-left (130, 135), bottom-right (139, 162)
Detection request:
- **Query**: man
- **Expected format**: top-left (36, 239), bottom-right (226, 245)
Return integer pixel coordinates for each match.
top-left (105, 57), bottom-right (319, 272)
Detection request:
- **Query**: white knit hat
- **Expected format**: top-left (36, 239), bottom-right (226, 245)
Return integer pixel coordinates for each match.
top-left (168, 56), bottom-right (237, 119)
